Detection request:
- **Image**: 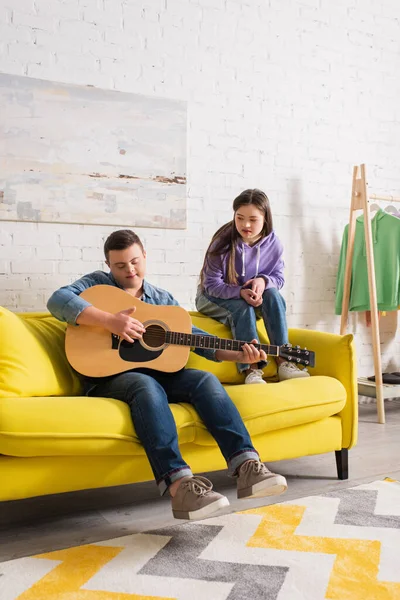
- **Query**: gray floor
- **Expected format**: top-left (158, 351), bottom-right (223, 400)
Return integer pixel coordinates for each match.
top-left (1, 401), bottom-right (399, 563)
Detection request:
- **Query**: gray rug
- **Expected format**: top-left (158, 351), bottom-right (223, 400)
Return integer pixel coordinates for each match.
top-left (1, 478), bottom-right (400, 599)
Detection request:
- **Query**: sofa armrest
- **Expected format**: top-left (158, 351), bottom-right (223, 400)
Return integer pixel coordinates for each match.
top-left (288, 328), bottom-right (358, 450)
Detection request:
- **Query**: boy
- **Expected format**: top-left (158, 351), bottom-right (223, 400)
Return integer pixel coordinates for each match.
top-left (48, 230), bottom-right (287, 520)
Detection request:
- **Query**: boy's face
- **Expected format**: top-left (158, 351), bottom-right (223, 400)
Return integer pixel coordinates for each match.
top-left (106, 243), bottom-right (147, 290)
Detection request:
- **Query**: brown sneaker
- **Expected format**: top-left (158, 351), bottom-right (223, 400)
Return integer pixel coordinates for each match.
top-left (171, 476), bottom-right (229, 520)
top-left (237, 460), bottom-right (288, 499)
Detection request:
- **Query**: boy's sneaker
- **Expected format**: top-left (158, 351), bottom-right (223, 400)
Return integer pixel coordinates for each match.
top-left (245, 369), bottom-right (267, 385)
top-left (171, 476), bottom-right (229, 520)
top-left (278, 361), bottom-right (310, 381)
top-left (237, 460), bottom-right (288, 499)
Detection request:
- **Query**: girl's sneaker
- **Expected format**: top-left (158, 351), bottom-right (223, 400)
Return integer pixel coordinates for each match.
top-left (278, 361), bottom-right (310, 381)
top-left (245, 369), bottom-right (267, 385)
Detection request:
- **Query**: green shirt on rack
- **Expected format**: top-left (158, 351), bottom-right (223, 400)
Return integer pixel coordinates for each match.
top-left (335, 209), bottom-right (400, 314)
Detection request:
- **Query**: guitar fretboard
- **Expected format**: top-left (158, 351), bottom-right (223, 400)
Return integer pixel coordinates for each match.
top-left (165, 331), bottom-right (279, 356)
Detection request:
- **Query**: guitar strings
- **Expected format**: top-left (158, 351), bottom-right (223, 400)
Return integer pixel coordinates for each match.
top-left (134, 331), bottom-right (275, 351)
top-left (142, 333), bottom-right (269, 345)
top-left (128, 335), bottom-right (305, 360)
top-left (134, 326), bottom-right (278, 351)
top-left (120, 329), bottom-right (308, 361)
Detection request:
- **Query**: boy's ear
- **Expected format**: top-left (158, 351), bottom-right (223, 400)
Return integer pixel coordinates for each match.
top-left (105, 259), bottom-right (110, 267)
top-left (143, 249), bottom-right (147, 258)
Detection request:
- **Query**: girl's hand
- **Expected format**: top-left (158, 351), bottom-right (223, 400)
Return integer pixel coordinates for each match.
top-left (243, 277), bottom-right (266, 299)
top-left (235, 339), bottom-right (267, 364)
top-left (240, 287), bottom-right (263, 307)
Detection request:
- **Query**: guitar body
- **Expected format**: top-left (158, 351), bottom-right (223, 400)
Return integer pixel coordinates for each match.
top-left (65, 285), bottom-right (192, 377)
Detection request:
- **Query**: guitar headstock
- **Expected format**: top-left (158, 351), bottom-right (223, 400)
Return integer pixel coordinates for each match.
top-left (279, 344), bottom-right (315, 368)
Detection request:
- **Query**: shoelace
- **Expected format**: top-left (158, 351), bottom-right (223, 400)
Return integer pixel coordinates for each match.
top-left (183, 476), bottom-right (213, 497)
top-left (240, 460), bottom-right (271, 476)
top-left (281, 362), bottom-right (308, 372)
top-left (248, 369), bottom-right (264, 378)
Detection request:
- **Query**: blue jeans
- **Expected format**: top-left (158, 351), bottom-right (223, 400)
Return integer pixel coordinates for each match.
top-left (196, 288), bottom-right (288, 373)
top-left (85, 368), bottom-right (259, 495)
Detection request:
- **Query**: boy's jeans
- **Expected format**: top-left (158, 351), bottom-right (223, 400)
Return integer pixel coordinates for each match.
top-left (85, 368), bottom-right (259, 494)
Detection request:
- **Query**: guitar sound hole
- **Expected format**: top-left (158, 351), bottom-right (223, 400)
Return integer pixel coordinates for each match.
top-left (142, 324), bottom-right (166, 349)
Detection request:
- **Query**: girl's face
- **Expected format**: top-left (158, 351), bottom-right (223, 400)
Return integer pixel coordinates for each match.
top-left (234, 204), bottom-right (265, 244)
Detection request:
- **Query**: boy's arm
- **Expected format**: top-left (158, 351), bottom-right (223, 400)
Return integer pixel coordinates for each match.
top-left (47, 273), bottom-right (100, 325)
top-left (190, 325), bottom-right (221, 362)
top-left (47, 272), bottom-right (145, 342)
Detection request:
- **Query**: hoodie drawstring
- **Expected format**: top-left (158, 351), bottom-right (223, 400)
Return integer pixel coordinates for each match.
top-left (255, 246), bottom-right (260, 278)
top-left (241, 243), bottom-right (261, 278)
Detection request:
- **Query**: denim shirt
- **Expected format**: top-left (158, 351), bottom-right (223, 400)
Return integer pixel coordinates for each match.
top-left (47, 270), bottom-right (219, 362)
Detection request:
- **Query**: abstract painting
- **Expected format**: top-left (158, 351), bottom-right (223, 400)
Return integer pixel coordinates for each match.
top-left (0, 74), bottom-right (187, 229)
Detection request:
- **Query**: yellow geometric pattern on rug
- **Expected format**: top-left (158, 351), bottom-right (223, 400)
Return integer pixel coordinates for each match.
top-left (243, 503), bottom-right (400, 600)
top-left (16, 544), bottom-right (175, 600)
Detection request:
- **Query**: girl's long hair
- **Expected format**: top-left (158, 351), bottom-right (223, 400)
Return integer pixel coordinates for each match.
top-left (199, 189), bottom-right (273, 288)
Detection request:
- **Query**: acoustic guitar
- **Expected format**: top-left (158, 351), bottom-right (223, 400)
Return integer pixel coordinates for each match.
top-left (65, 285), bottom-right (315, 377)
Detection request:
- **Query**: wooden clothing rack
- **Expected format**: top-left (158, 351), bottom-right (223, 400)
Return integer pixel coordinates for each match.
top-left (340, 164), bottom-right (400, 424)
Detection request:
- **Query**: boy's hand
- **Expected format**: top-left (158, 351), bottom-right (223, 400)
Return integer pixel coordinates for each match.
top-left (233, 338), bottom-right (267, 364)
top-left (105, 307), bottom-right (146, 343)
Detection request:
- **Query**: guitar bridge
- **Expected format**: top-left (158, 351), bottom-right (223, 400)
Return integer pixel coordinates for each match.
top-left (111, 333), bottom-right (120, 349)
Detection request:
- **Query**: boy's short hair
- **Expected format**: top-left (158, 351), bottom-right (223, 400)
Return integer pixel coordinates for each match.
top-left (104, 230), bottom-right (144, 260)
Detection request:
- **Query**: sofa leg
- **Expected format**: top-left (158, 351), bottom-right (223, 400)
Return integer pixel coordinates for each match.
top-left (335, 449), bottom-right (349, 480)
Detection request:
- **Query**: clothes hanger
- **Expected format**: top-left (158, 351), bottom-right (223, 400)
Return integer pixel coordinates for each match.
top-left (369, 202), bottom-right (380, 216)
top-left (384, 204), bottom-right (398, 215)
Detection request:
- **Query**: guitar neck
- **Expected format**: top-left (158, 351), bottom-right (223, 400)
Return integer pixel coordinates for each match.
top-left (165, 331), bottom-right (279, 356)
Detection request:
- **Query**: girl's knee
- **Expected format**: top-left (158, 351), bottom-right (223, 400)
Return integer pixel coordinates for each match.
top-left (263, 287), bottom-right (279, 298)
top-left (262, 288), bottom-right (286, 311)
top-left (263, 287), bottom-right (283, 302)
top-left (233, 298), bottom-right (256, 316)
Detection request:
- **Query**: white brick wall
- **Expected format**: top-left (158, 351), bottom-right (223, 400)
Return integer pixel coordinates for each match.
top-left (1, 0), bottom-right (400, 378)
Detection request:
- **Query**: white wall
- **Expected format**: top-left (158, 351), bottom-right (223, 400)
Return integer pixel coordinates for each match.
top-left (0, 0), bottom-right (400, 376)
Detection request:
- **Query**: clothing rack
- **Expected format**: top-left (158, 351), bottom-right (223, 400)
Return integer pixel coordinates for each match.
top-left (340, 164), bottom-right (400, 424)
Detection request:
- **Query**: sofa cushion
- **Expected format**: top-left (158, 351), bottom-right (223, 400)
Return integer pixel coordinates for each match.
top-left (0, 396), bottom-right (195, 457)
top-left (190, 376), bottom-right (346, 444)
top-left (0, 307), bottom-right (82, 398)
top-left (0, 376), bottom-right (345, 457)
top-left (188, 312), bottom-right (278, 382)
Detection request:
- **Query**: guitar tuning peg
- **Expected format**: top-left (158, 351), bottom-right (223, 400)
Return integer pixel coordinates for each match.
top-left (296, 358), bottom-right (301, 363)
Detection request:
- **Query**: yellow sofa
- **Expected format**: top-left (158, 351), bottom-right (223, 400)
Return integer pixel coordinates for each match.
top-left (0, 306), bottom-right (358, 503)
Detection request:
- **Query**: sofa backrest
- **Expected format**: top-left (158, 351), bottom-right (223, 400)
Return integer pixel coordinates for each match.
top-left (0, 307), bottom-right (82, 398)
top-left (0, 307), bottom-right (277, 397)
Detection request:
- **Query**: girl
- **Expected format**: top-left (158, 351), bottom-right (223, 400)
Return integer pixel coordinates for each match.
top-left (196, 188), bottom-right (310, 384)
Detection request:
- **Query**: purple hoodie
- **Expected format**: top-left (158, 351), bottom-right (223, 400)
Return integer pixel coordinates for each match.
top-left (203, 231), bottom-right (285, 299)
